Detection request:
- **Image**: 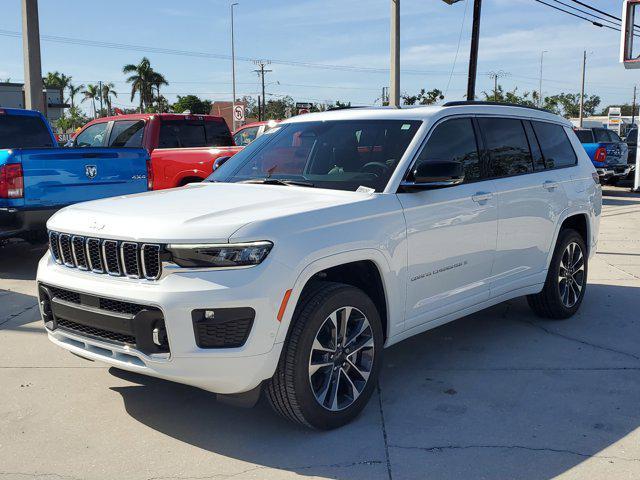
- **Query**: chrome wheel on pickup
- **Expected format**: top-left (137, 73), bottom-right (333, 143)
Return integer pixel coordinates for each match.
top-left (527, 228), bottom-right (588, 319)
top-left (267, 282), bottom-right (383, 430)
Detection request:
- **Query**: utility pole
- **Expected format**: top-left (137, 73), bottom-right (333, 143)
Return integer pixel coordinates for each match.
top-left (467, 0), bottom-right (482, 101)
top-left (390, 0), bottom-right (400, 107)
top-left (253, 60), bottom-right (272, 121)
top-left (230, 2), bottom-right (238, 131)
top-left (539, 50), bottom-right (548, 107)
top-left (98, 80), bottom-right (103, 117)
top-left (632, 85), bottom-right (637, 127)
top-left (487, 71), bottom-right (508, 102)
top-left (579, 50), bottom-right (587, 128)
top-left (21, 0), bottom-right (44, 112)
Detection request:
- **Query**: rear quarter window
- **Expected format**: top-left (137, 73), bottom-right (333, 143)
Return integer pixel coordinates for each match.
top-left (532, 121), bottom-right (577, 169)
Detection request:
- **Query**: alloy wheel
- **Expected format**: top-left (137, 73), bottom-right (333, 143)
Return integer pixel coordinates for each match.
top-left (308, 306), bottom-right (375, 411)
top-left (558, 241), bottom-right (585, 308)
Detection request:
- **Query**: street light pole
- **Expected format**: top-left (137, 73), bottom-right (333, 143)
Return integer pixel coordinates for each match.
top-left (539, 50), bottom-right (548, 107)
top-left (579, 50), bottom-right (587, 128)
top-left (390, 0), bottom-right (400, 107)
top-left (230, 2), bottom-right (238, 131)
top-left (466, 0), bottom-right (482, 101)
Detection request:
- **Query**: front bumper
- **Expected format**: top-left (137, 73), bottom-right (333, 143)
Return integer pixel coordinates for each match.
top-left (37, 251), bottom-right (292, 394)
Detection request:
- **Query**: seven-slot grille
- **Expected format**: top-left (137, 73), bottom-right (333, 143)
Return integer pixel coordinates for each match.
top-left (48, 231), bottom-right (162, 280)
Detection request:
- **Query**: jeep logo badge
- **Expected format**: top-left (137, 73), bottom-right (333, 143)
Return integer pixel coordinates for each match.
top-left (85, 165), bottom-right (98, 179)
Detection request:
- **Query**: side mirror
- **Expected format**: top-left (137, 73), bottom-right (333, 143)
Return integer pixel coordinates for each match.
top-left (401, 160), bottom-right (464, 190)
top-left (212, 156), bottom-right (231, 172)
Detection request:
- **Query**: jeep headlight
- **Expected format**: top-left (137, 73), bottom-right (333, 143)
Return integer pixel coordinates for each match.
top-left (166, 241), bottom-right (273, 268)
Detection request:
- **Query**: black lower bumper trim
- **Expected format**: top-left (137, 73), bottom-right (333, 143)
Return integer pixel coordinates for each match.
top-left (39, 284), bottom-right (170, 355)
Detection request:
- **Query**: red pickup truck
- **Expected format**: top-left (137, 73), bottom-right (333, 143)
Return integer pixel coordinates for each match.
top-left (70, 113), bottom-right (242, 190)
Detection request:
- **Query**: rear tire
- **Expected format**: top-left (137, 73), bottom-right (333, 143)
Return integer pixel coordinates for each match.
top-left (266, 281), bottom-right (383, 430)
top-left (527, 229), bottom-right (588, 320)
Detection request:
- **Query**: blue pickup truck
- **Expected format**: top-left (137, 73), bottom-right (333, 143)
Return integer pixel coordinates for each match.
top-left (0, 108), bottom-right (150, 241)
top-left (574, 127), bottom-right (630, 185)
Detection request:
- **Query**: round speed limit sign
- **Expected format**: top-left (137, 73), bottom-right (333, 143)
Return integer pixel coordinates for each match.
top-left (233, 105), bottom-right (245, 122)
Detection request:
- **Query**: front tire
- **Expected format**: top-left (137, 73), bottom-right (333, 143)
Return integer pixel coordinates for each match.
top-left (266, 282), bottom-right (383, 429)
top-left (527, 229), bottom-right (588, 319)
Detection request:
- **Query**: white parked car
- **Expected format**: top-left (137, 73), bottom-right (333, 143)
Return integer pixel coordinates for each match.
top-left (37, 102), bottom-right (602, 429)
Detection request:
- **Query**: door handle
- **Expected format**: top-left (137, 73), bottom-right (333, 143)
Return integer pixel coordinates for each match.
top-left (543, 180), bottom-right (560, 191)
top-left (472, 192), bottom-right (493, 204)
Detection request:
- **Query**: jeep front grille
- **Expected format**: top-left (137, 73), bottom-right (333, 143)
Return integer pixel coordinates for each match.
top-left (49, 231), bottom-right (162, 280)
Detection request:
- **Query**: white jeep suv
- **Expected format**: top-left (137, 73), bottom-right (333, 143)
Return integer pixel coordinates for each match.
top-left (37, 102), bottom-right (601, 429)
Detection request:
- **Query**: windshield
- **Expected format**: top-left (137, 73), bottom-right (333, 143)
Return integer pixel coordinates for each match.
top-left (208, 119), bottom-right (421, 192)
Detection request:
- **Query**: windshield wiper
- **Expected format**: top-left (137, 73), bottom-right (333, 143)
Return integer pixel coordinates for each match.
top-left (239, 178), bottom-right (315, 188)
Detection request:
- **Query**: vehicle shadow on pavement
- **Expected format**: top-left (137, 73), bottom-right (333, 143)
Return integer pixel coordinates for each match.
top-left (0, 240), bottom-right (47, 280)
top-left (111, 282), bottom-right (640, 480)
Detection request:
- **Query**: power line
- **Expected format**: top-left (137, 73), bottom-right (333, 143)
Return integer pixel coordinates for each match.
top-left (565, 0), bottom-right (620, 23)
top-left (0, 28), bottom-right (467, 77)
top-left (547, 0), bottom-right (621, 28)
top-left (531, 0), bottom-right (620, 32)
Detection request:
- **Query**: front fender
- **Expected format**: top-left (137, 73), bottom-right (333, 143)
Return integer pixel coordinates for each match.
top-left (275, 248), bottom-right (403, 346)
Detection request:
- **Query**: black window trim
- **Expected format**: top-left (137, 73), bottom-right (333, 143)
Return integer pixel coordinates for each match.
top-left (74, 120), bottom-right (112, 148)
top-left (399, 114), bottom-right (487, 190)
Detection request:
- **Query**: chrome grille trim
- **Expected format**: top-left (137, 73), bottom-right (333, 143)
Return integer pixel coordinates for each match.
top-left (87, 238), bottom-right (104, 273)
top-left (141, 244), bottom-right (161, 280)
top-left (121, 242), bottom-right (141, 278)
top-left (48, 231), bottom-right (161, 281)
top-left (102, 240), bottom-right (121, 276)
top-left (59, 234), bottom-right (74, 267)
top-left (49, 231), bottom-right (62, 264)
top-left (71, 236), bottom-right (89, 271)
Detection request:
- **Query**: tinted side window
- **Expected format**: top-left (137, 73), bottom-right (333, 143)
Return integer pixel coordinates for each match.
top-left (158, 121), bottom-right (206, 148)
top-left (608, 131), bottom-right (622, 143)
top-left (532, 121), bottom-right (577, 169)
top-left (108, 120), bottom-right (144, 147)
top-left (593, 129), bottom-right (609, 143)
top-left (75, 122), bottom-right (109, 147)
top-left (574, 129), bottom-right (594, 143)
top-left (205, 121), bottom-right (233, 147)
top-left (0, 114), bottom-right (54, 149)
top-left (416, 118), bottom-right (481, 182)
top-left (478, 117), bottom-right (533, 177)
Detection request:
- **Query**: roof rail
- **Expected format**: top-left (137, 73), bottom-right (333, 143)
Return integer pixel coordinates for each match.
top-left (443, 101), bottom-right (553, 114)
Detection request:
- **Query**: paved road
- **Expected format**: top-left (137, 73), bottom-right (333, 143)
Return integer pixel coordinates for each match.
top-left (1, 186), bottom-right (640, 480)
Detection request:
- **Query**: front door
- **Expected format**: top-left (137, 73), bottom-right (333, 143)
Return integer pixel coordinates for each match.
top-left (397, 117), bottom-right (498, 330)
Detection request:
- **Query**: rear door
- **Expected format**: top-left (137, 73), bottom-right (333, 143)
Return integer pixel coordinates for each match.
top-left (482, 117), bottom-right (571, 297)
top-left (22, 120), bottom-right (149, 207)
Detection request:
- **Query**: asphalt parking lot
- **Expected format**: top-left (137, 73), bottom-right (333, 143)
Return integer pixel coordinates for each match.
top-left (1, 185), bottom-right (640, 480)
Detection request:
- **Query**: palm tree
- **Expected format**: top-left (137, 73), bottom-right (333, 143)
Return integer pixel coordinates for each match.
top-left (82, 84), bottom-right (100, 119)
top-left (123, 57), bottom-right (168, 112)
top-left (67, 83), bottom-right (84, 109)
top-left (100, 82), bottom-right (118, 116)
top-left (43, 71), bottom-right (72, 91)
top-left (151, 71), bottom-right (168, 106)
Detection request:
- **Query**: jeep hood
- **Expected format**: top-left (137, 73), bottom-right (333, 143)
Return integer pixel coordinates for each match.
top-left (47, 182), bottom-right (371, 243)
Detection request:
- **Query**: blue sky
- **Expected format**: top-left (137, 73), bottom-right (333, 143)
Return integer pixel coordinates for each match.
top-left (0, 0), bottom-right (634, 113)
